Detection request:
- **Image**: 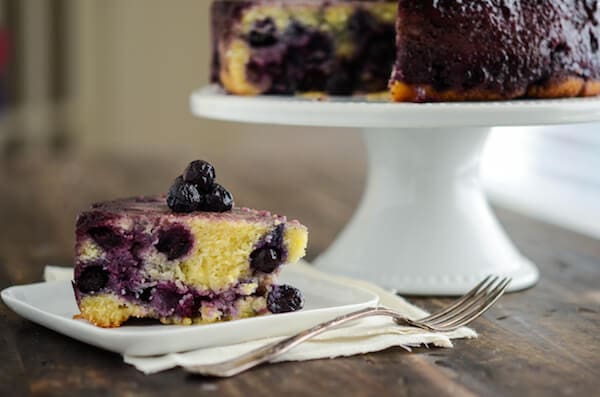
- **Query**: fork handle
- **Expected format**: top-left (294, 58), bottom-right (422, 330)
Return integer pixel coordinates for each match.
top-left (185, 307), bottom-right (416, 377)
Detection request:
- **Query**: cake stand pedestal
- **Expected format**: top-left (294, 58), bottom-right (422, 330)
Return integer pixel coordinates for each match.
top-left (191, 86), bottom-right (600, 295)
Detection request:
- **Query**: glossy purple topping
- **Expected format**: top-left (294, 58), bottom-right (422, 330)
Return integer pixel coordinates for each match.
top-left (393, 0), bottom-right (600, 99)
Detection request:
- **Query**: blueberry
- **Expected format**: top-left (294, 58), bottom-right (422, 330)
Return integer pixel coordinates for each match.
top-left (247, 18), bottom-right (278, 47)
top-left (201, 184), bottom-right (234, 212)
top-left (138, 287), bottom-right (154, 302)
top-left (155, 225), bottom-right (193, 260)
top-left (77, 266), bottom-right (109, 293)
top-left (250, 247), bottom-right (282, 274)
top-left (166, 176), bottom-right (203, 213)
top-left (267, 285), bottom-right (304, 313)
top-left (183, 160), bottom-right (215, 193)
top-left (88, 226), bottom-right (123, 249)
top-left (284, 21), bottom-right (310, 46)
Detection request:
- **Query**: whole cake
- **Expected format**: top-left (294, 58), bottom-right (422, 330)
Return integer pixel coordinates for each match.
top-left (73, 161), bottom-right (308, 327)
top-left (390, 0), bottom-right (600, 102)
top-left (211, 0), bottom-right (397, 95)
top-left (211, 0), bottom-right (600, 101)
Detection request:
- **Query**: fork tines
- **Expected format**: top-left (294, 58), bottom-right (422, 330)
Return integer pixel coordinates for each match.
top-left (420, 275), bottom-right (511, 332)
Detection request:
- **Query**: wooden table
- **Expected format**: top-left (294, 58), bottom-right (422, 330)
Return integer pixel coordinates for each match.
top-left (1, 151), bottom-right (599, 397)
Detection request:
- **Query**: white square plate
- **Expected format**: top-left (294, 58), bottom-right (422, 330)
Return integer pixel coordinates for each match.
top-left (1, 266), bottom-right (378, 356)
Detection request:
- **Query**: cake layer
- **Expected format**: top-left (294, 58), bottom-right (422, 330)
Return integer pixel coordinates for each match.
top-left (391, 0), bottom-right (600, 102)
top-left (73, 196), bottom-right (308, 327)
top-left (211, 0), bottom-right (396, 95)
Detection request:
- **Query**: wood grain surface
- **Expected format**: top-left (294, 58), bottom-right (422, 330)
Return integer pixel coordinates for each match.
top-left (1, 150), bottom-right (599, 397)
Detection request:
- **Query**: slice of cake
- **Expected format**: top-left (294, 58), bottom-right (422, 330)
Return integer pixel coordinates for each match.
top-left (211, 0), bottom-right (397, 95)
top-left (73, 161), bottom-right (308, 327)
top-left (391, 0), bottom-right (600, 102)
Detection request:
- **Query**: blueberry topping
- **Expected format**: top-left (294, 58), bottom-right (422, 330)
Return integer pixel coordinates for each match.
top-left (250, 247), bottom-right (282, 274)
top-left (247, 18), bottom-right (278, 47)
top-left (167, 160), bottom-right (234, 213)
top-left (183, 160), bottom-right (215, 193)
top-left (77, 266), bottom-right (109, 293)
top-left (166, 176), bottom-right (203, 213)
top-left (202, 184), bottom-right (234, 212)
top-left (267, 285), bottom-right (304, 314)
top-left (155, 225), bottom-right (193, 260)
top-left (88, 226), bottom-right (123, 249)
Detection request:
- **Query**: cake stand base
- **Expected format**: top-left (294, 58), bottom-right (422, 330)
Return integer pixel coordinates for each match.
top-left (313, 127), bottom-right (539, 295)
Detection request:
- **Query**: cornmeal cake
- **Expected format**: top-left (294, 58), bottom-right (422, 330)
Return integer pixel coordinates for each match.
top-left (73, 161), bottom-right (308, 328)
top-left (211, 0), bottom-right (600, 101)
top-left (391, 0), bottom-right (600, 102)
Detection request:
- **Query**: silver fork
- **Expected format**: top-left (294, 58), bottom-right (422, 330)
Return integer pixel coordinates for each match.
top-left (184, 275), bottom-right (511, 377)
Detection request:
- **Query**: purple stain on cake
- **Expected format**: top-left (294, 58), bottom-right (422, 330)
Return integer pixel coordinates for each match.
top-left (88, 226), bottom-right (125, 249)
top-left (134, 280), bottom-right (252, 319)
top-left (155, 224), bottom-right (193, 260)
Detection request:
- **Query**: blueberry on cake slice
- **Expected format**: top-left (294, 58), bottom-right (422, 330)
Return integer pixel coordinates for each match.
top-left (73, 160), bottom-right (308, 328)
top-left (211, 0), bottom-right (397, 95)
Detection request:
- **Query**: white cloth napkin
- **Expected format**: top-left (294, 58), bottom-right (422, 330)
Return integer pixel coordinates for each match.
top-left (44, 262), bottom-right (476, 374)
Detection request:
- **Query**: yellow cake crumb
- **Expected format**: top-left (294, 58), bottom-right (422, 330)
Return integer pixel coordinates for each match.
top-left (178, 219), bottom-right (308, 291)
top-left (77, 239), bottom-right (103, 262)
top-left (77, 295), bottom-right (148, 328)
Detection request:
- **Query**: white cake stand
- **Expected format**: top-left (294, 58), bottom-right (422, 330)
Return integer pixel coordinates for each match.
top-left (191, 86), bottom-right (600, 295)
